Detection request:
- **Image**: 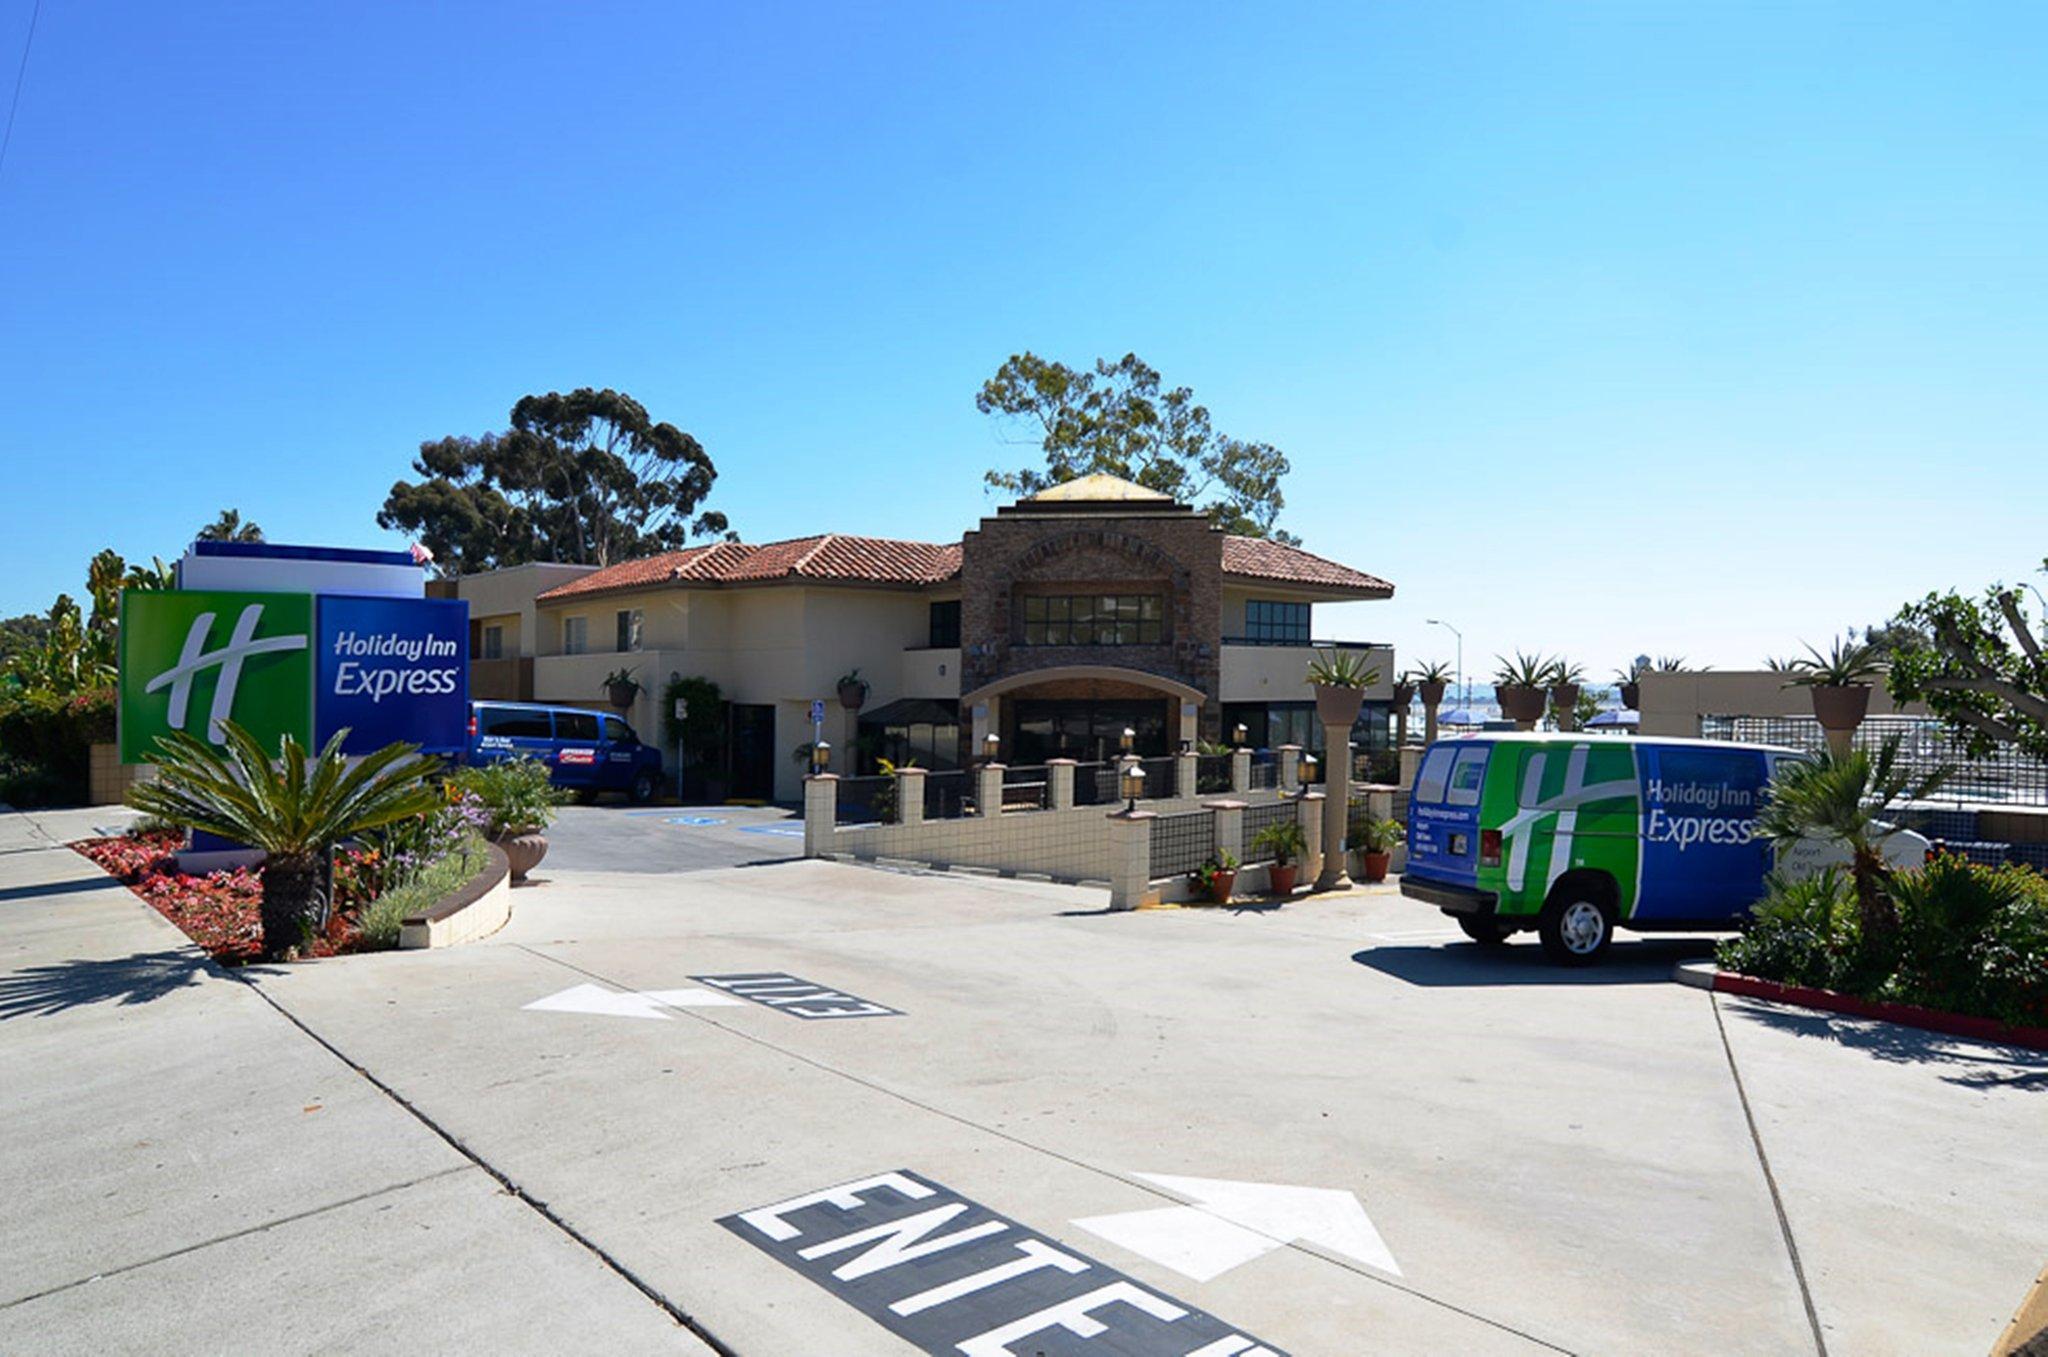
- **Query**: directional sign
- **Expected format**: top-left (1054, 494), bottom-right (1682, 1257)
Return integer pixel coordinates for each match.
top-left (1073, 1174), bottom-right (1399, 1283)
top-left (692, 972), bottom-right (899, 1020)
top-left (521, 983), bottom-right (747, 1020)
top-left (721, 1170), bottom-right (1285, 1356)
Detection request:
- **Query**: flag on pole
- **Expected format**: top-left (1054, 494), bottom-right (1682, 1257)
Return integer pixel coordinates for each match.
top-left (408, 542), bottom-right (435, 566)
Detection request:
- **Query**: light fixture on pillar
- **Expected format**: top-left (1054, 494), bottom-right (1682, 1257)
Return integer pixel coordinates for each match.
top-left (1232, 722), bottom-right (1248, 748)
top-left (1120, 726), bottom-right (1135, 756)
top-left (982, 733), bottom-right (1001, 764)
top-left (1299, 751), bottom-right (1317, 794)
top-left (1120, 761), bottom-right (1146, 812)
top-left (812, 741), bottom-right (831, 775)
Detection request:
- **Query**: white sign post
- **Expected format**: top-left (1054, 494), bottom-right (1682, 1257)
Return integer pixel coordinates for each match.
top-left (673, 696), bottom-right (688, 801)
top-left (809, 698), bottom-right (826, 763)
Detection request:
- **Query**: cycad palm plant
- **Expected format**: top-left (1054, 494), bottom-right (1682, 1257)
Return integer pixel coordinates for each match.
top-left (129, 722), bottom-right (443, 958)
top-left (1756, 735), bottom-right (1950, 942)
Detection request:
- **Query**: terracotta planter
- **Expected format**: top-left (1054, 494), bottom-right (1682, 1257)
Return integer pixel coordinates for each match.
top-left (493, 830), bottom-right (549, 883)
top-left (1359, 850), bottom-right (1391, 884)
top-left (1268, 863), bottom-right (1298, 896)
top-left (837, 681), bottom-right (868, 711)
top-left (1417, 680), bottom-right (1446, 709)
top-left (605, 683), bottom-right (638, 710)
top-left (1620, 682), bottom-right (1640, 711)
top-left (1550, 682), bottom-right (1581, 731)
top-left (1809, 684), bottom-right (1871, 732)
top-left (1314, 683), bottom-right (1366, 729)
top-left (1206, 869), bottom-right (1238, 904)
top-left (1495, 684), bottom-right (1546, 728)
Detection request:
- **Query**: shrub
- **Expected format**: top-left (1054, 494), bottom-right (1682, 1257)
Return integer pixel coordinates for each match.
top-left (448, 757), bottom-right (563, 835)
top-left (355, 830), bottom-right (488, 949)
top-left (1718, 869), bottom-right (1861, 992)
top-left (0, 686), bottom-right (115, 807)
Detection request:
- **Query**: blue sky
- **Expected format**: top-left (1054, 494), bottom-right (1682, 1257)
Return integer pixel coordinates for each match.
top-left (2, 2), bottom-right (2042, 681)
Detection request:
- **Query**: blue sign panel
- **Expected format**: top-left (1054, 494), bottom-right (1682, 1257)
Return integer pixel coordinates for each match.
top-left (314, 595), bottom-right (469, 757)
top-left (1636, 745), bottom-right (1770, 920)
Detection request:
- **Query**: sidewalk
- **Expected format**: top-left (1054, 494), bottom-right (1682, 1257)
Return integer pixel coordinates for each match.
top-left (0, 807), bottom-right (713, 1356)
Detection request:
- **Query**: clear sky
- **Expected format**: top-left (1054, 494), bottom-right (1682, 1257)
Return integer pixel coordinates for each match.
top-left (2, 2), bottom-right (2042, 683)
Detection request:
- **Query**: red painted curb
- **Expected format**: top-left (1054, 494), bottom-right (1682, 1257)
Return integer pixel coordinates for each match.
top-left (1711, 970), bottom-right (2048, 1053)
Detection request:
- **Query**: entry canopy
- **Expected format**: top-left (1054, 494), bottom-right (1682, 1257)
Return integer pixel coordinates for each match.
top-left (858, 697), bottom-right (960, 727)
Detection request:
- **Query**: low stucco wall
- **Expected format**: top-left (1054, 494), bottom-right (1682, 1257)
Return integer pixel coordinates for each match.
top-left (398, 842), bottom-right (513, 949)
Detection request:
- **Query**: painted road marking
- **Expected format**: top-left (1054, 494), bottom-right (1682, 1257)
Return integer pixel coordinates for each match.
top-left (692, 971), bottom-right (901, 1019)
top-left (1073, 1174), bottom-right (1400, 1283)
top-left (721, 1170), bottom-right (1285, 1356)
top-left (740, 823), bottom-right (807, 838)
top-left (522, 983), bottom-right (748, 1020)
top-left (663, 814), bottom-right (727, 826)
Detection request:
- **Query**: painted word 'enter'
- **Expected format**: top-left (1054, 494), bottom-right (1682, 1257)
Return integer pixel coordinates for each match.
top-left (720, 1169), bottom-right (1284, 1356)
top-left (690, 971), bottom-right (901, 1020)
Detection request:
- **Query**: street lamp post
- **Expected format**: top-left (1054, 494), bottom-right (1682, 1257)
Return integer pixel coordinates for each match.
top-left (1426, 618), bottom-right (1463, 711)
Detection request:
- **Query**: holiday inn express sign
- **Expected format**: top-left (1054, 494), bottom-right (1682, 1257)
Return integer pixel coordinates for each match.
top-left (118, 544), bottom-right (468, 764)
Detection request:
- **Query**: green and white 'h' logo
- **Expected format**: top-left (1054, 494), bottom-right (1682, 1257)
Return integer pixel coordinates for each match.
top-left (120, 590), bottom-right (315, 762)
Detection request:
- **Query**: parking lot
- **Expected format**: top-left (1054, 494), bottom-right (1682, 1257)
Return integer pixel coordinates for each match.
top-left (6, 806), bottom-right (2045, 1355)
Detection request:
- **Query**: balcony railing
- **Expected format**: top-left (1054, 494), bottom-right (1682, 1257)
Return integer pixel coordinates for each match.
top-left (1220, 637), bottom-right (1389, 649)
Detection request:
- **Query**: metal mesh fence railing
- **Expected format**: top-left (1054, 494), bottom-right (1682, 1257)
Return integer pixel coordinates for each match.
top-left (1138, 756), bottom-right (1178, 800)
top-left (1002, 764), bottom-right (1049, 811)
top-left (1241, 799), bottom-right (1297, 863)
top-left (1075, 761), bottom-right (1117, 806)
top-left (1700, 714), bottom-right (2048, 806)
top-left (1248, 759), bottom-right (1277, 790)
top-left (836, 775), bottom-right (897, 825)
top-left (923, 770), bottom-right (970, 821)
top-left (1194, 753), bottom-right (1233, 795)
top-left (1149, 809), bottom-right (1215, 878)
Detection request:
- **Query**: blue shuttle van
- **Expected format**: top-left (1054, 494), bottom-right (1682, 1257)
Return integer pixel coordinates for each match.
top-left (466, 701), bottom-right (664, 803)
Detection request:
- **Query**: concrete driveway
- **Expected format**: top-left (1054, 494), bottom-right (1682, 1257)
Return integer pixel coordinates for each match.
top-left (240, 860), bottom-right (2047, 1354)
top-left (539, 802), bottom-right (804, 874)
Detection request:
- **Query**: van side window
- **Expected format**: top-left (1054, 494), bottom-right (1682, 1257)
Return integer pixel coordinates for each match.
top-left (1445, 747), bottom-right (1489, 806)
top-left (1414, 746), bottom-right (1456, 803)
top-left (556, 711), bottom-right (600, 742)
top-left (603, 716), bottom-right (636, 745)
top-left (480, 708), bottom-right (551, 739)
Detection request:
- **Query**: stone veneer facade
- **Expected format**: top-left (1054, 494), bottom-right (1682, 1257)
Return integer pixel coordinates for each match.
top-left (957, 496), bottom-right (1227, 748)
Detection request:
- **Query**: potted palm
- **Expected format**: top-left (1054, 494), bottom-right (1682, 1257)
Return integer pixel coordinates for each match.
top-left (837, 668), bottom-right (870, 712)
top-left (1410, 660), bottom-right (1453, 746)
top-left (1306, 650), bottom-right (1381, 729)
top-left (1252, 818), bottom-right (1307, 895)
top-left (1389, 676), bottom-right (1416, 748)
top-left (1615, 659), bottom-right (1647, 711)
top-left (604, 667), bottom-right (641, 710)
top-left (1189, 850), bottom-right (1240, 904)
top-left (1784, 635), bottom-right (1883, 756)
top-left (1493, 652), bottom-right (1553, 730)
top-left (1549, 660), bottom-right (1586, 732)
top-left (1354, 815), bottom-right (1401, 883)
top-left (450, 756), bottom-right (564, 883)
top-left (127, 722), bottom-right (442, 960)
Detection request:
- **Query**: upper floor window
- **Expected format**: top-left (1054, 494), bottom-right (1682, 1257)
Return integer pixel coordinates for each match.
top-left (1244, 599), bottom-right (1310, 644)
top-left (1021, 594), bottom-right (1163, 646)
top-left (928, 600), bottom-right (961, 648)
top-left (563, 615), bottom-right (588, 655)
top-left (615, 608), bottom-right (642, 653)
top-left (480, 624), bottom-right (504, 661)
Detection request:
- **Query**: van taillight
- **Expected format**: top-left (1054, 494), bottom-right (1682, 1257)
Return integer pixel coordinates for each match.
top-left (467, 714), bottom-right (477, 738)
top-left (1479, 829), bottom-right (1502, 867)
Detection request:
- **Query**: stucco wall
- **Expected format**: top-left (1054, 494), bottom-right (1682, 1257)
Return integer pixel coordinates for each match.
top-left (1638, 670), bottom-right (1929, 737)
top-left (1220, 643), bottom-right (1395, 704)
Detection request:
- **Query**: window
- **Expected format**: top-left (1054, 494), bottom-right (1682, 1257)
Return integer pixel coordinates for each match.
top-left (1414, 745), bottom-right (1457, 804)
top-left (603, 716), bottom-right (637, 745)
top-left (563, 616), bottom-right (588, 655)
top-left (480, 625), bottom-right (504, 661)
top-left (928, 600), bottom-right (961, 648)
top-left (1020, 594), bottom-right (1163, 646)
top-left (556, 711), bottom-right (600, 741)
top-left (615, 608), bottom-right (642, 652)
top-left (479, 707), bottom-right (552, 739)
top-left (1445, 746), bottom-right (1489, 806)
top-left (1243, 599), bottom-right (1310, 644)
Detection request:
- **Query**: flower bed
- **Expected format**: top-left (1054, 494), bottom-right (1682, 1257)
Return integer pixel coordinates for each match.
top-left (74, 830), bottom-right (356, 965)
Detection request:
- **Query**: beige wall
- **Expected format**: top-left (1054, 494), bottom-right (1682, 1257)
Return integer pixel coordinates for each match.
top-left (1220, 643), bottom-right (1395, 704)
top-left (457, 563), bottom-right (596, 659)
top-left (900, 647), bottom-right (960, 699)
top-left (1638, 670), bottom-right (1929, 737)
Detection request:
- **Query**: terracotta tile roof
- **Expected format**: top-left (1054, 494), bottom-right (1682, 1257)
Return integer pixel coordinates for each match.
top-left (1221, 536), bottom-right (1394, 596)
top-left (535, 535), bottom-right (961, 601)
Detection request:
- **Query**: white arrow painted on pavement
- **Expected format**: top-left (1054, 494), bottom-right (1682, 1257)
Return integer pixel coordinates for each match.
top-left (1072, 1173), bottom-right (1400, 1283)
top-left (521, 983), bottom-right (747, 1020)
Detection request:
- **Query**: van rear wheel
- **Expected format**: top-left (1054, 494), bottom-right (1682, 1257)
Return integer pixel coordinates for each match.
top-left (1457, 916), bottom-right (1512, 947)
top-left (1539, 893), bottom-right (1615, 966)
top-left (630, 770), bottom-right (658, 804)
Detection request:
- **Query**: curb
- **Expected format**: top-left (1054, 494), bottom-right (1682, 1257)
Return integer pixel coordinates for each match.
top-left (1672, 962), bottom-right (2048, 1053)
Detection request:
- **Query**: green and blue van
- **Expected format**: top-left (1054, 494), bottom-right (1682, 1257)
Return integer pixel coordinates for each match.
top-left (1400, 733), bottom-right (1926, 965)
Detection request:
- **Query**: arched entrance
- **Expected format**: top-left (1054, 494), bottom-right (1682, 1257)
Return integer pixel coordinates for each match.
top-left (959, 665), bottom-right (1206, 764)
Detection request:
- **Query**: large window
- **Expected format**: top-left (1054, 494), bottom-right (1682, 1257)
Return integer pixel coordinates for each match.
top-left (1021, 594), bottom-right (1163, 646)
top-left (562, 616), bottom-right (588, 655)
top-left (928, 600), bottom-right (960, 648)
top-left (1243, 599), bottom-right (1310, 644)
top-left (615, 608), bottom-right (642, 652)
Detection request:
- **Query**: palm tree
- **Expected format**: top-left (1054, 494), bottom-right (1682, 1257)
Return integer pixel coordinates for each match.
top-left (197, 508), bottom-right (264, 543)
top-left (1756, 735), bottom-right (1950, 943)
top-left (1409, 660), bottom-right (1455, 746)
top-left (128, 722), bottom-right (442, 958)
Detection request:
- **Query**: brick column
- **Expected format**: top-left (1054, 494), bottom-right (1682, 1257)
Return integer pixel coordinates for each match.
top-left (1106, 808), bottom-right (1157, 911)
top-left (976, 763), bottom-right (1006, 818)
top-left (1047, 758), bottom-right (1076, 811)
top-left (1316, 729), bottom-right (1352, 890)
top-left (1277, 744), bottom-right (1302, 792)
top-left (1230, 747), bottom-right (1251, 793)
top-left (1207, 799), bottom-right (1245, 863)
top-left (895, 767), bottom-right (925, 827)
top-left (803, 774), bottom-right (838, 857)
top-left (1175, 750), bottom-right (1199, 802)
